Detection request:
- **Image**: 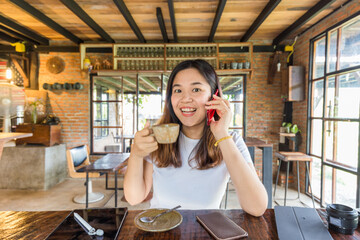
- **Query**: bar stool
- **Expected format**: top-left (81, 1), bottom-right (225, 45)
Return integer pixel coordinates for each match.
top-left (274, 151), bottom-right (315, 208)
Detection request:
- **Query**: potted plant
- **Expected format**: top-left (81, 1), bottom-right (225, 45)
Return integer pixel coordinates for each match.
top-left (281, 122), bottom-right (301, 134)
top-left (26, 98), bottom-right (45, 124)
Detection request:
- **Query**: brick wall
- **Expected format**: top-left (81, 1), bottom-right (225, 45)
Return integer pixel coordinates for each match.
top-left (39, 53), bottom-right (89, 149)
top-left (246, 52), bottom-right (285, 177)
top-left (293, 1), bottom-right (360, 192)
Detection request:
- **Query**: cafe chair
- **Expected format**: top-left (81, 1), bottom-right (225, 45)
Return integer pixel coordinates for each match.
top-left (111, 132), bottom-right (121, 143)
top-left (66, 145), bottom-right (104, 204)
top-left (223, 179), bottom-right (232, 209)
top-left (273, 151), bottom-right (316, 208)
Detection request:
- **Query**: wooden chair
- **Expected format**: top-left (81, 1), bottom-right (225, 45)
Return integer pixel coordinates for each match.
top-left (66, 145), bottom-right (104, 204)
top-left (273, 151), bottom-right (315, 208)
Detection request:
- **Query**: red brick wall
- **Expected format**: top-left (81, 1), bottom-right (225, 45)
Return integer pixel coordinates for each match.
top-left (293, 1), bottom-right (360, 192)
top-left (39, 53), bottom-right (89, 149)
top-left (247, 52), bottom-right (285, 177)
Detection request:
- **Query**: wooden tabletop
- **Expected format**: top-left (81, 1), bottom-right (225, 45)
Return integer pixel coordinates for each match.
top-left (245, 137), bottom-right (273, 148)
top-left (86, 153), bottom-right (130, 172)
top-left (0, 210), bottom-right (69, 240)
top-left (1, 209), bottom-right (359, 239)
top-left (0, 132), bottom-right (33, 159)
top-left (0, 132), bottom-right (33, 142)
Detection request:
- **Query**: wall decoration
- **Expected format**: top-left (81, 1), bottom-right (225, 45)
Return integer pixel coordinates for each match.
top-left (46, 56), bottom-right (65, 74)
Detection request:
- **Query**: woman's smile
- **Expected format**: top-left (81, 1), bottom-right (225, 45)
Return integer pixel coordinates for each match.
top-left (180, 107), bottom-right (197, 116)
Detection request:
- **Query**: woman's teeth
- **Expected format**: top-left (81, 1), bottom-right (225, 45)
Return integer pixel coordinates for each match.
top-left (181, 108), bottom-right (196, 113)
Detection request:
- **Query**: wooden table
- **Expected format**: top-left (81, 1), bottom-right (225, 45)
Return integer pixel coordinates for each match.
top-left (1, 209), bottom-right (360, 239)
top-left (85, 153), bottom-right (129, 208)
top-left (245, 137), bottom-right (273, 208)
top-left (0, 132), bottom-right (33, 159)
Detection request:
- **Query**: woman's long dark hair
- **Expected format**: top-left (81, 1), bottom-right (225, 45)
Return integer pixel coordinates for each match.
top-left (151, 59), bottom-right (223, 169)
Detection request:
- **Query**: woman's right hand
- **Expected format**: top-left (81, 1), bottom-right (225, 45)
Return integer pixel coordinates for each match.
top-left (130, 121), bottom-right (158, 159)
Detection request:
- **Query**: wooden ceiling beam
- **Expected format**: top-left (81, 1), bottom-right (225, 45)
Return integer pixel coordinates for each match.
top-left (0, 14), bottom-right (48, 45)
top-left (123, 76), bottom-right (147, 91)
top-left (113, 0), bottom-right (146, 43)
top-left (208, 0), bottom-right (227, 43)
top-left (222, 78), bottom-right (242, 92)
top-left (167, 0), bottom-right (178, 43)
top-left (60, 0), bottom-right (114, 43)
top-left (156, 7), bottom-right (168, 43)
top-left (272, 0), bottom-right (336, 45)
top-left (100, 77), bottom-right (134, 92)
top-left (0, 25), bottom-right (40, 45)
top-left (139, 76), bottom-right (159, 91)
top-left (0, 30), bottom-right (19, 43)
top-left (241, 0), bottom-right (281, 42)
top-left (9, 0), bottom-right (82, 44)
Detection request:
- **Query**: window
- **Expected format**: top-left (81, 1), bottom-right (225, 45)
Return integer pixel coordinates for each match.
top-left (93, 85), bottom-right (109, 138)
top-left (91, 76), bottom-right (123, 154)
top-left (309, 15), bottom-right (360, 208)
top-left (219, 75), bottom-right (246, 136)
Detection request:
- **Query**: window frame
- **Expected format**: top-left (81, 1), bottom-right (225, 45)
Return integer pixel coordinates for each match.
top-left (307, 12), bottom-right (360, 207)
top-left (90, 73), bottom-right (124, 154)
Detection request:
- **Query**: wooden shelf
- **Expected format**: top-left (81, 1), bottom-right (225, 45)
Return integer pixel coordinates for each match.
top-left (166, 57), bottom-right (217, 60)
top-left (217, 69), bottom-right (252, 73)
top-left (80, 42), bottom-right (253, 78)
top-left (80, 43), bottom-right (113, 70)
top-left (114, 57), bottom-right (164, 60)
top-left (279, 132), bottom-right (296, 137)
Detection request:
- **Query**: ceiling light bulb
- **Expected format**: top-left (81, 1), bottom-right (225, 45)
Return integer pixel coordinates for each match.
top-left (6, 67), bottom-right (12, 79)
top-left (277, 61), bottom-right (281, 72)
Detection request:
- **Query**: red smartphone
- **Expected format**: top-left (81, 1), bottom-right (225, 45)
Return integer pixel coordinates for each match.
top-left (207, 89), bottom-right (219, 126)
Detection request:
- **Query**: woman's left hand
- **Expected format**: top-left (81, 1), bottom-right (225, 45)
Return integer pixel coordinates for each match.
top-left (205, 95), bottom-right (232, 139)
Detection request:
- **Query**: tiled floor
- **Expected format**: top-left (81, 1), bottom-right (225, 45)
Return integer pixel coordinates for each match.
top-left (0, 177), bottom-right (320, 212)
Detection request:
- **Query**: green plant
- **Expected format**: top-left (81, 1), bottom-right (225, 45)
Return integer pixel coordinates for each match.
top-left (282, 122), bottom-right (292, 128)
top-left (281, 122), bottom-right (301, 134)
top-left (290, 124), bottom-right (301, 134)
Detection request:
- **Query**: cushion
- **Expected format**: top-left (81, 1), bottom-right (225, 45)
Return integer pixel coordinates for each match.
top-left (70, 145), bottom-right (88, 167)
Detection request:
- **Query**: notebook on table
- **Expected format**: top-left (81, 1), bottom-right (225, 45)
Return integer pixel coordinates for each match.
top-left (46, 207), bottom-right (128, 240)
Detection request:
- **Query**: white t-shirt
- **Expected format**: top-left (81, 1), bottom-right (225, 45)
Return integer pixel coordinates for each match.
top-left (145, 131), bottom-right (253, 209)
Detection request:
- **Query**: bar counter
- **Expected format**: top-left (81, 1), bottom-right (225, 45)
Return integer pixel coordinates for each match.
top-left (1, 209), bottom-right (360, 239)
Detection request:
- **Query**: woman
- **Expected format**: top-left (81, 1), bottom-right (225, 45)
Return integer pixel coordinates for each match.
top-left (124, 59), bottom-right (267, 216)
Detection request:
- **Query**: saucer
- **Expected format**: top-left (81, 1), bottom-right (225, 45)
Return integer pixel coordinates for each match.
top-left (134, 208), bottom-right (182, 232)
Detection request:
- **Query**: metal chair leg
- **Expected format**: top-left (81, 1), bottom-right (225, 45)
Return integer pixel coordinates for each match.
top-left (274, 159), bottom-right (282, 197)
top-left (305, 162), bottom-right (316, 208)
top-left (224, 180), bottom-right (229, 209)
top-left (284, 162), bottom-right (289, 206)
top-left (297, 162), bottom-right (300, 199)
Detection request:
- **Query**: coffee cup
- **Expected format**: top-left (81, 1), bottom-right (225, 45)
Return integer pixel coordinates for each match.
top-left (151, 123), bottom-right (179, 144)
